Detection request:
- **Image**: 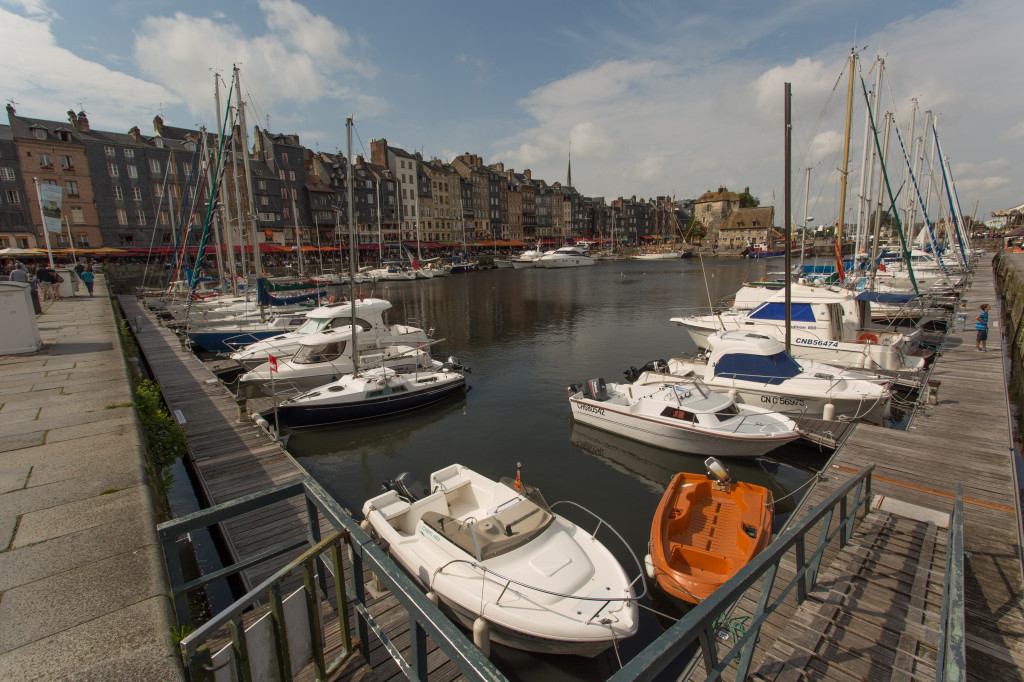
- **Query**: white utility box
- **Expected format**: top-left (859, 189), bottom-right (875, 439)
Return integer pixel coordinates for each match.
top-left (0, 281), bottom-right (42, 354)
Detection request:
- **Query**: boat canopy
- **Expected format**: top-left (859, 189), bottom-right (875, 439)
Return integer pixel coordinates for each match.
top-left (854, 292), bottom-right (919, 304)
top-left (713, 351), bottom-right (803, 385)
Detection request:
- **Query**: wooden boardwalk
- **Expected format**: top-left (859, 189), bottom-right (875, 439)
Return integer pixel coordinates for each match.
top-left (119, 296), bottom-right (465, 681)
top-left (700, 263), bottom-right (1024, 681)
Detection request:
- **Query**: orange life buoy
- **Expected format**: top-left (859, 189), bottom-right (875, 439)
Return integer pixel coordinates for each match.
top-left (328, 295), bottom-right (335, 303)
top-left (859, 332), bottom-right (879, 344)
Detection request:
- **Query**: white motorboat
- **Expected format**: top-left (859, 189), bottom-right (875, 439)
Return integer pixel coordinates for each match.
top-left (361, 464), bottom-right (641, 657)
top-left (535, 245), bottom-right (594, 268)
top-left (670, 283), bottom-right (933, 373)
top-left (625, 331), bottom-right (893, 424)
top-left (272, 361), bottom-right (467, 429)
top-left (632, 250), bottom-right (681, 261)
top-left (237, 333), bottom-right (436, 399)
top-left (229, 298), bottom-right (429, 370)
top-left (568, 376), bottom-right (800, 458)
top-left (511, 247), bottom-right (545, 269)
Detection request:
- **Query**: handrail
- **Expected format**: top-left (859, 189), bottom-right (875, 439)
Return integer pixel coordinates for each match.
top-left (936, 483), bottom-right (966, 681)
top-left (158, 475), bottom-right (506, 682)
top-left (609, 464), bottom-right (874, 682)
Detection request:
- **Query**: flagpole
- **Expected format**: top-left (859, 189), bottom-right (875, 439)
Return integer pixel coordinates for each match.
top-left (64, 215), bottom-right (78, 265)
top-left (33, 178), bottom-right (56, 268)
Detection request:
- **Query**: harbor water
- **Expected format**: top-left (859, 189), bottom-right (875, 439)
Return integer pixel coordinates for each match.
top-left (280, 258), bottom-right (836, 679)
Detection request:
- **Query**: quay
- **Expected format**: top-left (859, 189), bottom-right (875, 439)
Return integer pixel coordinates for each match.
top-left (1, 255), bottom-right (1022, 681)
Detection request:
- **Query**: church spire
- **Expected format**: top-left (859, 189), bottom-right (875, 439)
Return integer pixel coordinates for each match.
top-left (566, 147), bottom-right (572, 188)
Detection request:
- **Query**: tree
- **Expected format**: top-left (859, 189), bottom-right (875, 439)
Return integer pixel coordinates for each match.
top-left (738, 190), bottom-right (760, 208)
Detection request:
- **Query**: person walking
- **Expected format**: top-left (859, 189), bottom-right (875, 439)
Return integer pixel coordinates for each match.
top-left (35, 263), bottom-right (55, 301)
top-left (80, 265), bottom-right (95, 296)
top-left (976, 303), bottom-right (990, 352)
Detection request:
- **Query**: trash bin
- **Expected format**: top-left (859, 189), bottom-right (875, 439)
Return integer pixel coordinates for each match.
top-left (0, 281), bottom-right (42, 354)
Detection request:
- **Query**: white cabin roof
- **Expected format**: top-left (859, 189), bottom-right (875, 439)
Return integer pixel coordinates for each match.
top-left (304, 297), bottom-right (392, 319)
top-left (708, 331), bottom-right (785, 357)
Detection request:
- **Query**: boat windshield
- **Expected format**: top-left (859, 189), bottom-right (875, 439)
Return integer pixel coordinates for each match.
top-left (714, 352), bottom-right (802, 385)
top-left (293, 341), bottom-right (346, 364)
top-left (748, 302), bottom-right (817, 322)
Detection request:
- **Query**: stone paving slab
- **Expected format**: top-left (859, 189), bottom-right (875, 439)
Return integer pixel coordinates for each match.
top-left (0, 279), bottom-right (183, 680)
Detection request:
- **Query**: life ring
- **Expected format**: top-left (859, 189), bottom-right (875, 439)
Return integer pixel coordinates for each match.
top-left (328, 295), bottom-right (335, 303)
top-left (859, 332), bottom-right (879, 344)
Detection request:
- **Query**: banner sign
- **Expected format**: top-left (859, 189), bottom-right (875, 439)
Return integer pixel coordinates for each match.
top-left (38, 183), bottom-right (64, 234)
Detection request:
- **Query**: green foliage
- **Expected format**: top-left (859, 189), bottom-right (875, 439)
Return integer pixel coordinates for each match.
top-left (99, 488), bottom-right (120, 495)
top-left (169, 623), bottom-right (196, 646)
top-left (133, 380), bottom-right (186, 515)
top-left (118, 318), bottom-right (139, 359)
top-left (739, 190), bottom-right (760, 208)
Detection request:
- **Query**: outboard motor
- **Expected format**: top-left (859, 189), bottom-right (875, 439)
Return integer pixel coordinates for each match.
top-left (586, 378), bottom-right (608, 401)
top-left (442, 355), bottom-right (470, 373)
top-left (623, 359), bottom-right (668, 383)
top-left (382, 472), bottom-right (429, 502)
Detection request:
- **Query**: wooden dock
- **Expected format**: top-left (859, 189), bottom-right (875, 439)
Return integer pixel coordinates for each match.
top-left (119, 296), bottom-right (466, 681)
top-left (700, 263), bottom-right (1024, 680)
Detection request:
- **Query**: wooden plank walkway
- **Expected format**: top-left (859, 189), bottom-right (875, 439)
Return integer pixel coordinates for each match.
top-left (119, 296), bottom-right (466, 681)
top-left (690, 262), bottom-right (1024, 680)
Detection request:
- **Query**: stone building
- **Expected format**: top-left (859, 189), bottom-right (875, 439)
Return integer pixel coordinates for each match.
top-left (716, 206), bottom-right (776, 249)
top-left (0, 123), bottom-right (33, 249)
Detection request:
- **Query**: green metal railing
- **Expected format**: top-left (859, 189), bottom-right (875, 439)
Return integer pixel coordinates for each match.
top-left (157, 476), bottom-right (505, 682)
top-left (936, 483), bottom-right (966, 681)
top-left (609, 464), bottom-right (876, 682)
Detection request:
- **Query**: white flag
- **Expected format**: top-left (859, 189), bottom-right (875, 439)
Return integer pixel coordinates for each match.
top-left (38, 183), bottom-right (64, 234)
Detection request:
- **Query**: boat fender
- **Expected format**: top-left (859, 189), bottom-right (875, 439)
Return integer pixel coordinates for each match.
top-left (473, 617), bottom-right (491, 658)
top-left (859, 332), bottom-right (879, 344)
top-left (426, 590), bottom-right (439, 606)
top-left (823, 403), bottom-right (836, 421)
top-left (359, 519), bottom-right (371, 534)
top-left (644, 554), bottom-right (656, 580)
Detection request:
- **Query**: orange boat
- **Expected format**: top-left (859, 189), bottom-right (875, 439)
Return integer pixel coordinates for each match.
top-left (645, 458), bottom-right (773, 604)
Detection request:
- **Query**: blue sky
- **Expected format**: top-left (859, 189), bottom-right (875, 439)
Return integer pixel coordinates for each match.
top-left (2, 0), bottom-right (1022, 226)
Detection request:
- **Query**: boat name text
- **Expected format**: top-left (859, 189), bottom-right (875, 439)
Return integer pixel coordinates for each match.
top-left (795, 338), bottom-right (839, 348)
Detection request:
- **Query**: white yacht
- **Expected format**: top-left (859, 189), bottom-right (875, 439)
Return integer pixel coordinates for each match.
top-left (535, 245), bottom-right (594, 268)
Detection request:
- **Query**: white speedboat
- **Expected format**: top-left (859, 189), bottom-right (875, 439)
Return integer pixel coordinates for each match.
top-left (625, 331), bottom-right (893, 424)
top-left (511, 249), bottom-right (545, 269)
top-left (568, 377), bottom-right (800, 458)
top-left (535, 245), bottom-right (594, 268)
top-left (361, 464), bottom-right (641, 657)
top-left (237, 333), bottom-right (436, 399)
top-left (272, 361), bottom-right (467, 429)
top-left (229, 298), bottom-right (429, 370)
top-left (670, 283), bottom-right (932, 373)
top-left (632, 250), bottom-right (681, 260)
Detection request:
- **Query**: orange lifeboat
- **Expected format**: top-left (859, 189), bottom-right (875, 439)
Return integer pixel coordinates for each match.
top-left (646, 458), bottom-right (773, 604)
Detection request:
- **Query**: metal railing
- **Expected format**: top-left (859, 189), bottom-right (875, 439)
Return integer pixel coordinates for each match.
top-left (609, 464), bottom-right (875, 682)
top-left (157, 476), bottom-right (505, 682)
top-left (936, 483), bottom-right (966, 681)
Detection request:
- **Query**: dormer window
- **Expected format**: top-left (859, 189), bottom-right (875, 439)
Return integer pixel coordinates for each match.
top-left (34, 129), bottom-right (46, 140)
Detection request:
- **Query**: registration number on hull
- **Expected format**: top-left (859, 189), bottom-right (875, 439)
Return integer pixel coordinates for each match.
top-left (760, 395), bottom-right (807, 409)
top-left (795, 338), bottom-right (839, 348)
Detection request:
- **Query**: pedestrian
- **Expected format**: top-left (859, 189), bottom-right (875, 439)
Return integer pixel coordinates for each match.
top-left (976, 303), bottom-right (990, 352)
top-left (9, 262), bottom-right (29, 284)
top-left (35, 263), bottom-right (56, 300)
top-left (80, 264), bottom-right (95, 296)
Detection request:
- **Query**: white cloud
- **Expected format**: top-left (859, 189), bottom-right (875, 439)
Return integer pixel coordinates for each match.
top-left (0, 7), bottom-right (177, 130)
top-left (133, 0), bottom-right (376, 122)
top-left (0, 0), bottom-right (50, 17)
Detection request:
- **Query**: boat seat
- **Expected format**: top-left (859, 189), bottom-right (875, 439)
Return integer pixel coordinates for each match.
top-left (432, 464), bottom-right (471, 493)
top-left (422, 503), bottom-right (553, 562)
top-left (398, 494), bottom-right (450, 535)
top-left (669, 544), bottom-right (731, 578)
top-left (370, 491), bottom-right (411, 522)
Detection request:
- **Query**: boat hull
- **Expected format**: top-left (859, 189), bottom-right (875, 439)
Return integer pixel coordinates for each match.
top-left (568, 397), bottom-right (798, 458)
top-left (649, 473), bottom-right (773, 604)
top-left (275, 376), bottom-right (466, 428)
top-left (187, 328), bottom-right (283, 353)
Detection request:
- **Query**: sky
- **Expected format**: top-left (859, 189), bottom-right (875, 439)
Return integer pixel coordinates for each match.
top-left (2, 0), bottom-right (1022, 228)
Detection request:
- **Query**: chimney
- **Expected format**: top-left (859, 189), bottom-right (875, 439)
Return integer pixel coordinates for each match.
top-left (524, 169), bottom-right (531, 180)
top-left (718, 186), bottom-right (726, 194)
top-left (67, 110), bottom-right (78, 128)
top-left (128, 126), bottom-right (141, 143)
top-left (356, 155), bottom-right (364, 166)
top-left (6, 102), bottom-right (15, 116)
top-left (76, 111), bottom-right (89, 132)
top-left (507, 169), bottom-right (513, 181)
top-left (370, 138), bottom-right (387, 166)
top-left (153, 115), bottom-right (165, 137)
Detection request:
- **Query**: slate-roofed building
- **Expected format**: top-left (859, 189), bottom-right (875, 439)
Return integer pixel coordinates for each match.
top-left (5, 104), bottom-right (101, 249)
top-left (0, 123), bottom-right (33, 248)
top-left (717, 206), bottom-right (775, 249)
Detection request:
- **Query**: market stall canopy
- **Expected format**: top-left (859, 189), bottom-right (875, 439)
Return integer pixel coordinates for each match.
top-left (0, 247), bottom-right (46, 257)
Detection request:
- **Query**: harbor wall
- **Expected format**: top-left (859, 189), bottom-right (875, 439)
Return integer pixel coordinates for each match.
top-left (994, 250), bottom-right (1024, 437)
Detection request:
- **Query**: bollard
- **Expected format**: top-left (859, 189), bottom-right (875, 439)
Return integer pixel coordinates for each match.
top-left (927, 379), bottom-right (941, 405)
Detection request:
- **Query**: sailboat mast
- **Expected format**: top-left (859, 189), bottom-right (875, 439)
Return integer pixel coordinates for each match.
top-left (233, 66), bottom-right (262, 284)
top-left (869, 112), bottom-right (892, 292)
top-left (800, 166), bottom-right (811, 273)
top-left (836, 49), bottom-right (857, 279)
top-left (346, 116), bottom-right (358, 372)
top-left (784, 82), bottom-right (792, 353)
top-left (292, 196), bottom-right (303, 276)
top-left (214, 72), bottom-right (238, 296)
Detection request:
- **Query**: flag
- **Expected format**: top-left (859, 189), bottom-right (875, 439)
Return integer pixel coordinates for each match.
top-left (38, 182), bottom-right (64, 234)
top-left (268, 355), bottom-right (278, 373)
top-left (514, 468), bottom-right (522, 492)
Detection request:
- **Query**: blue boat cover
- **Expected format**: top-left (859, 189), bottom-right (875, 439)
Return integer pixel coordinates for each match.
top-left (748, 302), bottom-right (817, 322)
top-left (854, 292), bottom-right (918, 304)
top-left (714, 352), bottom-right (802, 385)
top-left (256, 279), bottom-right (325, 307)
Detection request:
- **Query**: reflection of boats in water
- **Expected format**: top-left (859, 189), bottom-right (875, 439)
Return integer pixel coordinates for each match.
top-left (568, 422), bottom-right (814, 520)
